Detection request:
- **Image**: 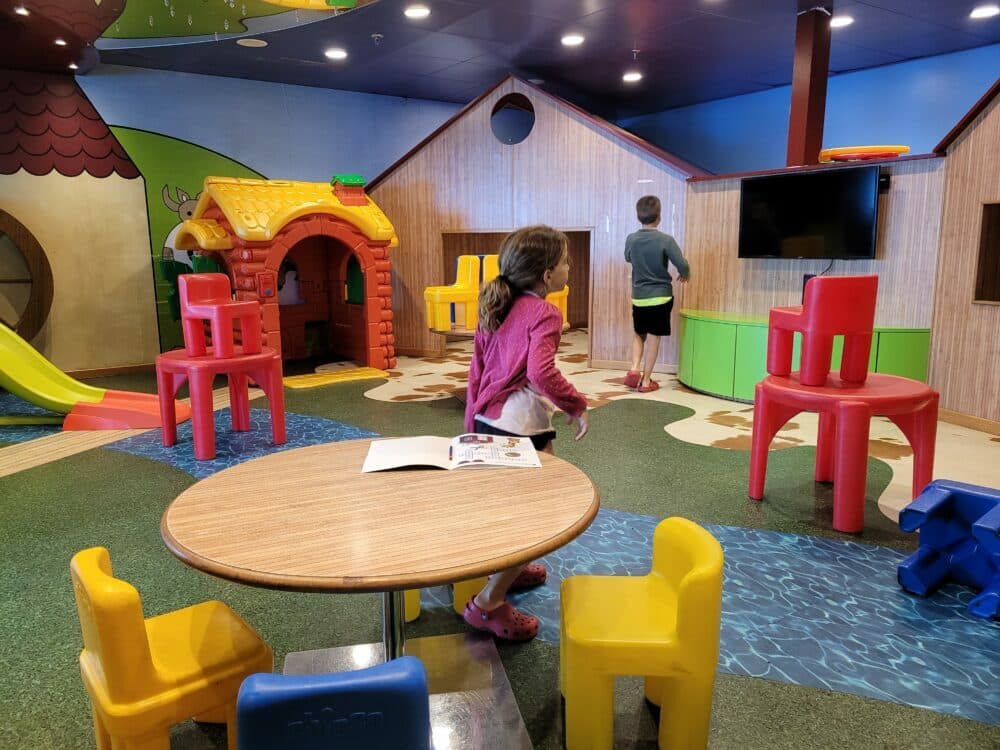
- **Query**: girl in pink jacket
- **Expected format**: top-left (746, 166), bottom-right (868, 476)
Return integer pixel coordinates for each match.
top-left (463, 225), bottom-right (589, 641)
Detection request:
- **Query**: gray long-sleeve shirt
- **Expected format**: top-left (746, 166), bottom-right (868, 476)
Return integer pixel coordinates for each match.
top-left (624, 228), bottom-right (690, 300)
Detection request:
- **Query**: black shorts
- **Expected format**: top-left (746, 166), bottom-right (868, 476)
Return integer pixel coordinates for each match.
top-left (473, 419), bottom-right (556, 451)
top-left (632, 299), bottom-right (673, 336)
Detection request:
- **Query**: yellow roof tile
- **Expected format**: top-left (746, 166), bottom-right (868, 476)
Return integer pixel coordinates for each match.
top-left (174, 219), bottom-right (233, 251)
top-left (192, 177), bottom-right (397, 245)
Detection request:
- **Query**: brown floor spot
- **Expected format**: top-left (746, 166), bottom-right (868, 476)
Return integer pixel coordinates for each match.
top-left (391, 394), bottom-right (435, 401)
top-left (708, 411), bottom-right (754, 429)
top-left (444, 371), bottom-right (470, 379)
top-left (414, 384), bottom-right (455, 393)
top-left (385, 371), bottom-right (403, 378)
top-left (559, 353), bottom-right (589, 363)
top-left (992, 437), bottom-right (1000, 443)
top-left (868, 438), bottom-right (913, 460)
top-left (711, 436), bottom-right (800, 451)
top-left (603, 376), bottom-right (629, 386)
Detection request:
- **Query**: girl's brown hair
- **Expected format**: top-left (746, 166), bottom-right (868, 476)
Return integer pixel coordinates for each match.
top-left (478, 225), bottom-right (567, 333)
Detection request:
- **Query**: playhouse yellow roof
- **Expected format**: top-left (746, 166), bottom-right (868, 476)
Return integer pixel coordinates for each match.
top-left (184, 176), bottom-right (397, 245)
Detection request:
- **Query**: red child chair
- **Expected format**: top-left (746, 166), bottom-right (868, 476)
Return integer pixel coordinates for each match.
top-left (179, 273), bottom-right (262, 359)
top-left (749, 275), bottom-right (938, 533)
top-left (767, 275), bottom-right (878, 386)
top-left (158, 273), bottom-right (285, 461)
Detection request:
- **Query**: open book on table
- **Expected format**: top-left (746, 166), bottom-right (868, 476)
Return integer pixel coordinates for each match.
top-left (361, 434), bottom-right (541, 472)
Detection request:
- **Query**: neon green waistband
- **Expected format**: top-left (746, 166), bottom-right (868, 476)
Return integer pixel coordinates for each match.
top-left (631, 296), bottom-right (672, 307)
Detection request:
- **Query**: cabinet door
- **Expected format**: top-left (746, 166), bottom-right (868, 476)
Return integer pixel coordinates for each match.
top-left (875, 331), bottom-right (930, 382)
top-left (734, 325), bottom-right (768, 401)
top-left (692, 320), bottom-right (737, 398)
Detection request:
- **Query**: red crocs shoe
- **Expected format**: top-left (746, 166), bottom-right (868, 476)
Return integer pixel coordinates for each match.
top-left (638, 379), bottom-right (660, 393)
top-left (623, 370), bottom-right (641, 389)
top-left (463, 600), bottom-right (539, 642)
top-left (510, 563), bottom-right (547, 591)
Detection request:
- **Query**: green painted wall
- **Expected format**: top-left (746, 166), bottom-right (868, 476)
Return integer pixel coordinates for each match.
top-left (104, 1), bottom-right (285, 39)
top-left (110, 127), bottom-right (263, 351)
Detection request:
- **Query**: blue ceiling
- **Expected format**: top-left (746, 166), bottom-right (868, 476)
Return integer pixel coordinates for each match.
top-left (17, 1), bottom-right (1000, 118)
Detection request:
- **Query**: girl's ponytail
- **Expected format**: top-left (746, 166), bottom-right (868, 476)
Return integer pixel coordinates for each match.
top-left (478, 225), bottom-right (567, 333)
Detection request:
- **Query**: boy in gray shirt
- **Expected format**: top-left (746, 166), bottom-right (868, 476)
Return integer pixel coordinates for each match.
top-left (624, 195), bottom-right (690, 392)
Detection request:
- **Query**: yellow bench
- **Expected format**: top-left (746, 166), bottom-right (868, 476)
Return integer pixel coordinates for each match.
top-left (424, 253), bottom-right (569, 333)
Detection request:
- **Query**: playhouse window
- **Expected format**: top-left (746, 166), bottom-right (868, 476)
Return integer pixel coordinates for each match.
top-left (974, 203), bottom-right (1000, 303)
top-left (346, 256), bottom-right (364, 305)
top-left (490, 93), bottom-right (535, 145)
top-left (0, 211), bottom-right (53, 342)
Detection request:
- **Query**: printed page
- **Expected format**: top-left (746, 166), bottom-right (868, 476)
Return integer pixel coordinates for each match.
top-left (449, 434), bottom-right (542, 469)
top-left (361, 436), bottom-right (452, 472)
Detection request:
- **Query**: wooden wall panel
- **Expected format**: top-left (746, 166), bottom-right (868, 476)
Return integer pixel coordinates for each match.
top-left (930, 96), bottom-right (1000, 422)
top-left (373, 79), bottom-right (690, 367)
top-left (683, 159), bottom-right (946, 329)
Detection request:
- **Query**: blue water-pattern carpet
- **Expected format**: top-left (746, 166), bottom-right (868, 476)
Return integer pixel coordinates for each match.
top-left (423, 509), bottom-right (1000, 726)
top-left (106, 408), bottom-right (376, 478)
top-left (0, 392), bottom-right (62, 442)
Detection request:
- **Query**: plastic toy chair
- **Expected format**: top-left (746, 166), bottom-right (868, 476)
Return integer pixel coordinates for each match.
top-left (403, 576), bottom-right (488, 622)
top-left (547, 284), bottom-right (570, 328)
top-left (180, 273), bottom-right (262, 359)
top-left (897, 479), bottom-right (1000, 620)
top-left (70, 547), bottom-right (273, 750)
top-left (560, 517), bottom-right (724, 749)
top-left (236, 656), bottom-right (432, 750)
top-left (156, 346), bottom-right (286, 460)
top-left (768, 275), bottom-right (878, 386)
top-left (424, 255), bottom-right (481, 332)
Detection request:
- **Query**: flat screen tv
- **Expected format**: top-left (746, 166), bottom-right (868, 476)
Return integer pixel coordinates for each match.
top-left (738, 165), bottom-right (880, 259)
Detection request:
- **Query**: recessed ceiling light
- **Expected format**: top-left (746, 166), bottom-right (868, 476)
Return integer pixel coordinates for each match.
top-left (830, 15), bottom-right (854, 28)
top-left (324, 47), bottom-right (348, 60)
top-left (622, 71), bottom-right (642, 83)
top-left (970, 4), bottom-right (1000, 19)
top-left (68, 63), bottom-right (78, 70)
top-left (237, 38), bottom-right (268, 48)
top-left (561, 33), bottom-right (585, 46)
top-left (14, 6), bottom-right (29, 16)
top-left (404, 4), bottom-right (430, 19)
top-left (54, 38), bottom-right (67, 46)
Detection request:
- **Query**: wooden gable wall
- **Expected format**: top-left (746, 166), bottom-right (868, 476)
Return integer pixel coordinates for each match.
top-left (371, 78), bottom-right (691, 368)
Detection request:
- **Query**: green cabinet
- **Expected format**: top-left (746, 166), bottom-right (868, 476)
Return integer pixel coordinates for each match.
top-left (679, 309), bottom-right (929, 403)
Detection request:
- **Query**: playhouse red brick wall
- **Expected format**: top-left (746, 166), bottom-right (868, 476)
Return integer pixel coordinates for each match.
top-left (198, 206), bottom-right (396, 370)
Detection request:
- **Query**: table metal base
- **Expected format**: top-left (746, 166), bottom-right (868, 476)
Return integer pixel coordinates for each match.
top-left (283, 632), bottom-right (533, 750)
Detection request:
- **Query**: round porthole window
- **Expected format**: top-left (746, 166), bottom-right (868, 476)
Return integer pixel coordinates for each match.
top-left (490, 93), bottom-right (535, 145)
top-left (0, 211), bottom-right (53, 342)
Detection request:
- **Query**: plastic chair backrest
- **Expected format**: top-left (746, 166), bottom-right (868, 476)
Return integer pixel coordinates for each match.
top-left (70, 547), bottom-right (158, 703)
top-left (237, 656), bottom-right (431, 750)
top-left (179, 273), bottom-right (232, 313)
top-left (454, 255), bottom-right (480, 287)
top-left (650, 518), bottom-right (724, 651)
top-left (482, 254), bottom-right (500, 285)
top-left (801, 275), bottom-right (878, 334)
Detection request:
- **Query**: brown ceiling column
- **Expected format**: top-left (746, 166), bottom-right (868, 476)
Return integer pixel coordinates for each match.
top-left (787, 5), bottom-right (832, 166)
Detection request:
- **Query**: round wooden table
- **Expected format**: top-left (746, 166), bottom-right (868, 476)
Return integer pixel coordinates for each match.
top-left (162, 438), bottom-right (599, 658)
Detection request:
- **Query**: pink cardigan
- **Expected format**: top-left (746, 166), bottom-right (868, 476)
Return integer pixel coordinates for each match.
top-left (465, 294), bottom-right (588, 433)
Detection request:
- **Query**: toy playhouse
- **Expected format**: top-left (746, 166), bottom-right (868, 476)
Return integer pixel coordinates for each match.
top-left (174, 176), bottom-right (398, 370)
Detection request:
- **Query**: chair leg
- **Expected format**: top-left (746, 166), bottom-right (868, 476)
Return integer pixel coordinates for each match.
top-left (463, 299), bottom-right (478, 330)
top-left (644, 676), bottom-right (666, 706)
top-left (156, 366), bottom-right (177, 447)
top-left (181, 318), bottom-right (207, 357)
top-left (240, 313), bottom-right (262, 354)
top-left (452, 577), bottom-right (488, 616)
top-left (563, 663), bottom-right (614, 750)
top-left (210, 316), bottom-right (235, 358)
top-left (225, 701), bottom-right (238, 750)
top-left (833, 401), bottom-right (871, 533)
top-left (266, 359), bottom-right (287, 445)
top-left (800, 333), bottom-right (834, 386)
top-left (888, 393), bottom-right (938, 499)
top-left (814, 410), bottom-right (836, 482)
top-left (189, 369), bottom-right (217, 461)
top-left (657, 673), bottom-right (716, 750)
top-left (228, 374), bottom-right (251, 432)
top-left (404, 589), bottom-right (421, 622)
top-left (766, 328), bottom-right (794, 376)
top-left (840, 333), bottom-right (872, 383)
top-left (748, 385), bottom-right (799, 500)
top-left (433, 302), bottom-right (451, 332)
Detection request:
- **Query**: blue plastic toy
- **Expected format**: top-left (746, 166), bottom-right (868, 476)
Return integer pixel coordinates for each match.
top-left (236, 656), bottom-right (432, 750)
top-left (897, 479), bottom-right (1000, 620)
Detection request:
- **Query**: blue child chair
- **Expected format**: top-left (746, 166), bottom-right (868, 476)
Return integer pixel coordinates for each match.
top-left (236, 656), bottom-right (432, 750)
top-left (898, 479), bottom-right (1000, 620)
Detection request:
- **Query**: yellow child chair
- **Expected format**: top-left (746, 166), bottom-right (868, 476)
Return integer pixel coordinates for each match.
top-left (482, 253), bottom-right (500, 284)
top-left (70, 547), bottom-right (273, 750)
top-left (404, 577), bottom-right (488, 621)
top-left (424, 255), bottom-right (481, 332)
top-left (560, 517), bottom-right (724, 749)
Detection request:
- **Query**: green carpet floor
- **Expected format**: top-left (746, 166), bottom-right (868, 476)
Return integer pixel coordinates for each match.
top-left (0, 375), bottom-right (996, 749)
